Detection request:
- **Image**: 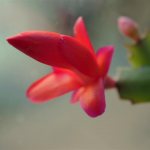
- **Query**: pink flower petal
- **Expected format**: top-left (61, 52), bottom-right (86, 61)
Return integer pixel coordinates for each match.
top-left (72, 79), bottom-right (105, 118)
top-left (70, 87), bottom-right (85, 104)
top-left (96, 45), bottom-right (114, 77)
top-left (61, 35), bottom-right (99, 78)
top-left (74, 17), bottom-right (94, 53)
top-left (7, 31), bottom-right (99, 78)
top-left (27, 69), bottom-right (83, 103)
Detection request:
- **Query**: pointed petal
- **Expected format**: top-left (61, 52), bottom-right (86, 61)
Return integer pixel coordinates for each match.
top-left (27, 69), bottom-right (83, 103)
top-left (7, 32), bottom-right (71, 68)
top-left (74, 17), bottom-right (94, 52)
top-left (73, 79), bottom-right (105, 118)
top-left (61, 35), bottom-right (99, 78)
top-left (7, 31), bottom-right (99, 78)
top-left (96, 46), bottom-right (114, 77)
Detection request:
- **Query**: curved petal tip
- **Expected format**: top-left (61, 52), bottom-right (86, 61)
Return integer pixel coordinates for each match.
top-left (97, 45), bottom-right (115, 77)
top-left (79, 79), bottom-right (106, 118)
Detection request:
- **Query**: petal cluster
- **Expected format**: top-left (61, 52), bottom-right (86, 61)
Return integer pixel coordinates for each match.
top-left (7, 17), bottom-right (114, 118)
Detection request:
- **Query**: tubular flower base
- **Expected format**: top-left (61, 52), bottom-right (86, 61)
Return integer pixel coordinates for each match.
top-left (7, 17), bottom-right (114, 118)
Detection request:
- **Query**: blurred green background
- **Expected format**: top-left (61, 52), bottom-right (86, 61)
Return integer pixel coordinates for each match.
top-left (0, 0), bottom-right (150, 150)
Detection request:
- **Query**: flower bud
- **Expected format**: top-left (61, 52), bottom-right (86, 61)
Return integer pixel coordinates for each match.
top-left (118, 16), bottom-right (140, 42)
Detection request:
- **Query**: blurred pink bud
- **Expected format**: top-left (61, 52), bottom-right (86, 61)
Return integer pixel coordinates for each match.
top-left (118, 16), bottom-right (140, 42)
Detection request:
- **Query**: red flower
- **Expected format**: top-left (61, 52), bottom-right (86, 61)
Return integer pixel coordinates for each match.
top-left (7, 17), bottom-right (114, 118)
